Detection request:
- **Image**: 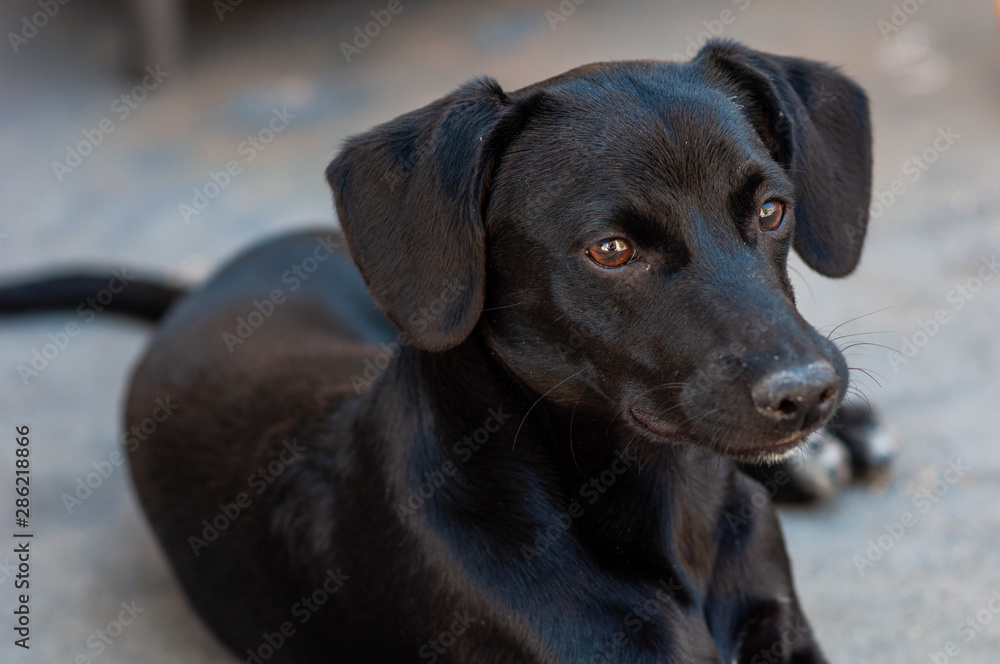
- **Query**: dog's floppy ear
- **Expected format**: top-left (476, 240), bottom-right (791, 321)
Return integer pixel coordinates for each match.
top-left (327, 78), bottom-right (513, 351)
top-left (696, 41), bottom-right (873, 277)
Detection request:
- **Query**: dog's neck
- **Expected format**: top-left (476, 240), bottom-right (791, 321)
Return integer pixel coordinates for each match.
top-left (365, 333), bottom-right (726, 592)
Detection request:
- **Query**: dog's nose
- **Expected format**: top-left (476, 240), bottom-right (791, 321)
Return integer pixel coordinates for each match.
top-left (751, 362), bottom-right (839, 430)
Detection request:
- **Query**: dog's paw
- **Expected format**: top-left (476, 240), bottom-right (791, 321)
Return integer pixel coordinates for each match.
top-left (740, 404), bottom-right (897, 503)
top-left (741, 429), bottom-right (851, 503)
top-left (826, 400), bottom-right (897, 476)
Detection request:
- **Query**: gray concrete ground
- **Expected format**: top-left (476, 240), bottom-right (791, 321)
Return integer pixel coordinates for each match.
top-left (1, 0), bottom-right (999, 662)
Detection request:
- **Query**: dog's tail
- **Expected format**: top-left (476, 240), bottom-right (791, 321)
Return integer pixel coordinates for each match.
top-left (0, 270), bottom-right (187, 323)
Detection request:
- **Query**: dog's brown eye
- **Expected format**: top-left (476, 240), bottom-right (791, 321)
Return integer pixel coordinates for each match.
top-left (759, 200), bottom-right (785, 231)
top-left (587, 238), bottom-right (634, 268)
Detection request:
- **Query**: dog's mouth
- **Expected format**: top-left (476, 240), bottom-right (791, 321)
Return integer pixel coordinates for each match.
top-left (628, 406), bottom-right (811, 462)
top-left (628, 407), bottom-right (683, 442)
top-left (725, 434), bottom-right (809, 464)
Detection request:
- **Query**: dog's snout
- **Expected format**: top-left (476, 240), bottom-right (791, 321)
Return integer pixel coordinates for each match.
top-left (751, 362), bottom-right (839, 430)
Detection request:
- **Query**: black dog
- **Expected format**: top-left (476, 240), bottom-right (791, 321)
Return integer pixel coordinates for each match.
top-left (2, 41), bottom-right (877, 663)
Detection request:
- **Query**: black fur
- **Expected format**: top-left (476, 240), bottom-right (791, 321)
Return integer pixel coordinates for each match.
top-left (10, 41), bottom-right (877, 662)
top-left (0, 271), bottom-right (184, 322)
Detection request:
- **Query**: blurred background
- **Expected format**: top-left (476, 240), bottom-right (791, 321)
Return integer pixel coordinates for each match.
top-left (1, 0), bottom-right (999, 662)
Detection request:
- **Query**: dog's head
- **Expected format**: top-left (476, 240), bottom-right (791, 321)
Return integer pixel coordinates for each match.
top-left (327, 41), bottom-right (872, 462)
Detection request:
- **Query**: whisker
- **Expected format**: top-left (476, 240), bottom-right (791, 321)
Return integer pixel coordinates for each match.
top-left (480, 302), bottom-right (526, 313)
top-left (787, 264), bottom-right (816, 303)
top-left (838, 341), bottom-right (908, 356)
top-left (621, 431), bottom-right (641, 465)
top-left (568, 376), bottom-right (592, 472)
top-left (678, 407), bottom-right (722, 429)
top-left (846, 396), bottom-right (873, 415)
top-left (846, 384), bottom-right (870, 401)
top-left (822, 306), bottom-right (894, 341)
top-left (602, 381), bottom-right (691, 436)
top-left (845, 385), bottom-right (872, 412)
top-left (848, 365), bottom-right (887, 386)
top-left (847, 365), bottom-right (880, 383)
top-left (670, 445), bottom-right (692, 490)
top-left (512, 369), bottom-right (587, 451)
top-left (829, 330), bottom-right (894, 343)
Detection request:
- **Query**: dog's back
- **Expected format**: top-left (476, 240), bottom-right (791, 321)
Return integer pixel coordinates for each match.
top-left (125, 229), bottom-right (387, 657)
